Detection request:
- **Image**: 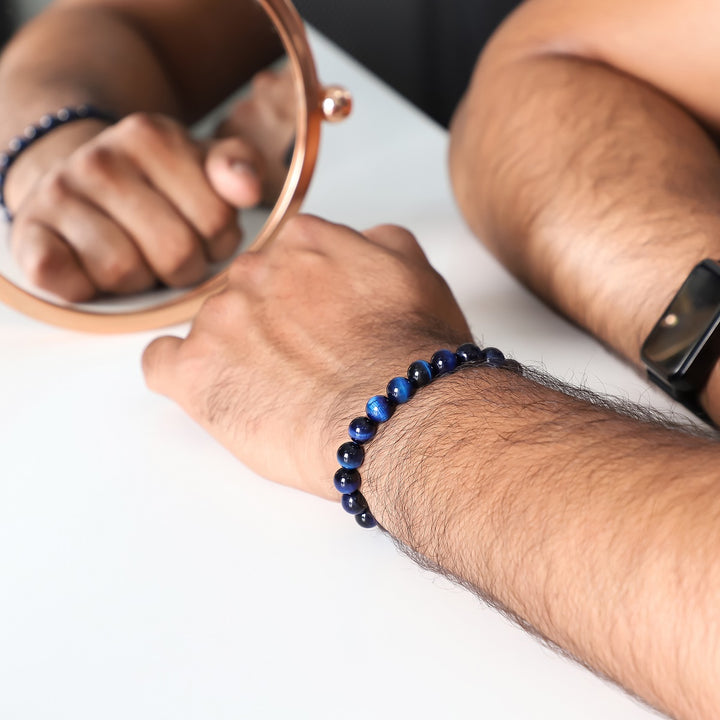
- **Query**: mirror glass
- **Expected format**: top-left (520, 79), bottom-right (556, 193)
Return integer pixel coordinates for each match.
top-left (0, 0), bottom-right (304, 319)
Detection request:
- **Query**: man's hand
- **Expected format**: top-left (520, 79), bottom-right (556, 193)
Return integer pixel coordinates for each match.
top-left (142, 215), bottom-right (472, 500)
top-left (8, 113), bottom-right (264, 302)
top-left (214, 63), bottom-right (297, 205)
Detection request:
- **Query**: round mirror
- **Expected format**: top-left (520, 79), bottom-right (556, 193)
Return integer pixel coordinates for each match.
top-left (0, 0), bottom-right (350, 332)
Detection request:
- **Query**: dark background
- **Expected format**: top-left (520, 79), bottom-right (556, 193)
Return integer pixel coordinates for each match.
top-left (295, 0), bottom-right (520, 126)
top-left (1, 0), bottom-right (521, 126)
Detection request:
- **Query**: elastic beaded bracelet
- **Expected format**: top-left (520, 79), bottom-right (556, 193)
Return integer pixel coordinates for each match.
top-left (333, 343), bottom-right (515, 529)
top-left (0, 105), bottom-right (118, 222)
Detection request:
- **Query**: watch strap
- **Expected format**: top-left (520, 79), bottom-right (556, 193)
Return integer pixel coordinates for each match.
top-left (646, 368), bottom-right (716, 427)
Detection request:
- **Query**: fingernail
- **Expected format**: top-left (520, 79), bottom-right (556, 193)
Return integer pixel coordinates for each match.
top-left (230, 160), bottom-right (257, 178)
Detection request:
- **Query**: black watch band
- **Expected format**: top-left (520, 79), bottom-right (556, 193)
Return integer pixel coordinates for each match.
top-left (640, 258), bottom-right (720, 427)
top-left (645, 368), bottom-right (714, 426)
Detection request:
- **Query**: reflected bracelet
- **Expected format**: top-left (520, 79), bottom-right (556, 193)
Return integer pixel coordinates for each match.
top-left (334, 343), bottom-right (516, 529)
top-left (0, 105), bottom-right (117, 222)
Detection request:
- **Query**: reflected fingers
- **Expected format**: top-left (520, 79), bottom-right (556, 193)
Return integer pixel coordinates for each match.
top-left (10, 220), bottom-right (96, 302)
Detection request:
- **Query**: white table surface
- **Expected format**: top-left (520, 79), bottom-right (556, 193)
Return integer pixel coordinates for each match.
top-left (0, 29), bottom-right (678, 720)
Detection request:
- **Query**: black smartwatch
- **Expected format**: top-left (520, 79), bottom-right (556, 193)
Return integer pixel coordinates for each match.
top-left (640, 259), bottom-right (720, 425)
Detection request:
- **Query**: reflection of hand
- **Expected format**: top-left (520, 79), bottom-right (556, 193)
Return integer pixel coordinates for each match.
top-left (143, 215), bottom-right (472, 500)
top-left (214, 64), bottom-right (297, 205)
top-left (9, 113), bottom-right (264, 302)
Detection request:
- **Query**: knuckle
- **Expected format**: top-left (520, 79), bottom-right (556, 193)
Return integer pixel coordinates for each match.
top-left (200, 201), bottom-right (236, 238)
top-left (251, 70), bottom-right (275, 89)
top-left (275, 214), bottom-right (326, 251)
top-left (96, 250), bottom-right (142, 289)
top-left (43, 173), bottom-right (73, 204)
top-left (118, 112), bottom-right (174, 145)
top-left (74, 144), bottom-right (116, 178)
top-left (159, 228), bottom-right (201, 275)
top-left (19, 241), bottom-right (67, 287)
top-left (227, 250), bottom-right (264, 284)
top-left (198, 289), bottom-right (250, 328)
top-left (386, 224), bottom-right (418, 247)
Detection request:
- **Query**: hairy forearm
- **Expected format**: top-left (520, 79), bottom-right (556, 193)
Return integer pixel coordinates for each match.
top-left (0, 6), bottom-right (180, 136)
top-left (362, 363), bottom-right (720, 719)
top-left (450, 49), bottom-right (720, 420)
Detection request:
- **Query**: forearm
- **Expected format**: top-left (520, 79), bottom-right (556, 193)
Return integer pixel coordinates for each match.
top-left (450, 35), bottom-right (720, 419)
top-left (0, 6), bottom-right (179, 207)
top-left (362, 363), bottom-right (720, 719)
top-left (0, 0), bottom-right (281, 208)
top-left (0, 6), bottom-right (179, 126)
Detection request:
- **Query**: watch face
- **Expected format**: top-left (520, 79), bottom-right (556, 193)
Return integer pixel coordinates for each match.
top-left (642, 261), bottom-right (720, 388)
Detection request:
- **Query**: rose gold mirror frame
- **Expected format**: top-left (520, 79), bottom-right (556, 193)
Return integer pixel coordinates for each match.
top-left (0, 0), bottom-right (351, 333)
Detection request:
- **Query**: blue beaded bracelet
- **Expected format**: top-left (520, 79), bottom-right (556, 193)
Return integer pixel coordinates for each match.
top-left (334, 343), bottom-right (514, 529)
top-left (0, 105), bottom-right (118, 222)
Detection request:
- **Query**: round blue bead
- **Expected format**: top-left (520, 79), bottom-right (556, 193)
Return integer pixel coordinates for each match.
top-left (482, 347), bottom-right (506, 367)
top-left (337, 441), bottom-right (364, 469)
top-left (348, 416), bottom-right (378, 443)
top-left (342, 491), bottom-right (369, 516)
top-left (456, 343), bottom-right (483, 364)
top-left (407, 360), bottom-right (434, 387)
top-left (386, 376), bottom-right (415, 404)
top-left (431, 349), bottom-right (458, 375)
top-left (355, 510), bottom-right (377, 529)
top-left (366, 395), bottom-right (395, 423)
top-left (334, 468), bottom-right (361, 495)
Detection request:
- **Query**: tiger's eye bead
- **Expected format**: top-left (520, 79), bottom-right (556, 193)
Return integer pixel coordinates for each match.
top-left (348, 416), bottom-right (377, 443)
top-left (386, 376), bottom-right (415, 404)
top-left (337, 441), bottom-right (365, 469)
top-left (355, 510), bottom-right (377, 529)
top-left (366, 395), bottom-right (395, 423)
top-left (342, 491), bottom-right (369, 515)
top-left (334, 468), bottom-right (361, 495)
top-left (456, 343), bottom-right (483, 364)
top-left (503, 358), bottom-right (523, 375)
top-left (407, 360), bottom-right (433, 387)
top-left (431, 349), bottom-right (458, 376)
top-left (482, 347), bottom-right (506, 367)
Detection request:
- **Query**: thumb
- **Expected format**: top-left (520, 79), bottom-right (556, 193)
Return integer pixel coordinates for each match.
top-left (205, 137), bottom-right (263, 208)
top-left (142, 335), bottom-right (183, 397)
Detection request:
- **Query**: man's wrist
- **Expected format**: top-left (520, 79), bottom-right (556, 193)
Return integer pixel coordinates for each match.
top-left (360, 362), bottom-right (513, 568)
top-left (2, 118), bottom-right (111, 213)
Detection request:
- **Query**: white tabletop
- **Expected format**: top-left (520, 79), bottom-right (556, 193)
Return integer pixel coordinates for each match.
top-left (0, 30), bottom-right (676, 720)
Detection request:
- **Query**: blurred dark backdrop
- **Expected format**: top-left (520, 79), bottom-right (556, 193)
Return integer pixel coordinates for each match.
top-left (295, 0), bottom-right (521, 126)
top-left (0, 1), bottom-right (11, 46)
top-left (1, 0), bottom-right (521, 126)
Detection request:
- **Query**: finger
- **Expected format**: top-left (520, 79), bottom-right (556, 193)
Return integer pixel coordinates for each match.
top-left (113, 115), bottom-right (243, 255)
top-left (142, 335), bottom-right (184, 396)
top-left (11, 221), bottom-right (97, 302)
top-left (72, 164), bottom-right (210, 288)
top-left (362, 224), bottom-right (429, 262)
top-left (42, 194), bottom-right (155, 294)
top-left (205, 137), bottom-right (263, 209)
top-left (207, 222), bottom-right (243, 263)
